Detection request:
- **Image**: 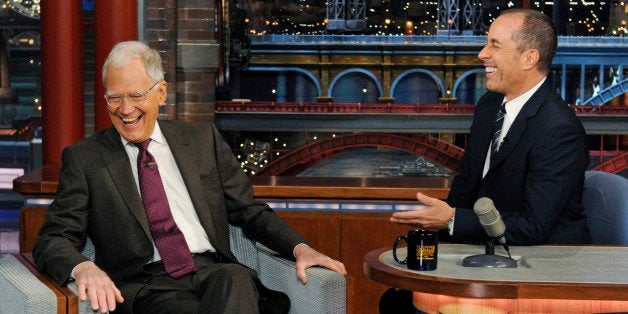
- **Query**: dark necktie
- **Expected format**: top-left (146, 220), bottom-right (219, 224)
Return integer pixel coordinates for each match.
top-left (135, 139), bottom-right (197, 279)
top-left (491, 102), bottom-right (507, 158)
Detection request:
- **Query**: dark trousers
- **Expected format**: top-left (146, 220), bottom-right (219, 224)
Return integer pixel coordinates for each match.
top-left (131, 254), bottom-right (289, 314)
top-left (379, 288), bottom-right (421, 314)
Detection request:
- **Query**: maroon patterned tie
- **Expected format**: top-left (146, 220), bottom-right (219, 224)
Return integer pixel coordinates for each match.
top-left (135, 139), bottom-right (197, 279)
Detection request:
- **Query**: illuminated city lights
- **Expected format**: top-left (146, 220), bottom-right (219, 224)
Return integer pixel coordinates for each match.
top-left (235, 1), bottom-right (625, 36)
top-left (2, 0), bottom-right (40, 19)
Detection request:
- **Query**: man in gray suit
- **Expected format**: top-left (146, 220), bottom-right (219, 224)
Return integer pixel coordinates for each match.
top-left (34, 41), bottom-right (346, 314)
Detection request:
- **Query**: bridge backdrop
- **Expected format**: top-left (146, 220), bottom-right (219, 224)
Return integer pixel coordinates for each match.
top-left (222, 34), bottom-right (628, 175)
top-left (233, 35), bottom-right (628, 106)
top-left (215, 101), bottom-right (628, 175)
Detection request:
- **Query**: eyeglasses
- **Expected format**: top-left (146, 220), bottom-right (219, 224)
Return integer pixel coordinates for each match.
top-left (104, 82), bottom-right (160, 108)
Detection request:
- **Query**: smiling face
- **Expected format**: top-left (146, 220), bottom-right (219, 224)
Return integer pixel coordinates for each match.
top-left (477, 13), bottom-right (532, 101)
top-left (104, 58), bottom-right (167, 144)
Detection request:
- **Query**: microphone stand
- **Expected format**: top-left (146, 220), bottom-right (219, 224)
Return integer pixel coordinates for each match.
top-left (462, 237), bottom-right (517, 268)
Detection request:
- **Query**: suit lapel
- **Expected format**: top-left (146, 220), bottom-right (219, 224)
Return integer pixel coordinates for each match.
top-left (489, 79), bottom-right (551, 169)
top-left (159, 121), bottom-right (217, 242)
top-left (99, 127), bottom-right (152, 237)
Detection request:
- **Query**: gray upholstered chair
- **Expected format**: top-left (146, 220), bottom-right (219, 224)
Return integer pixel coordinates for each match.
top-left (0, 225), bottom-right (348, 314)
top-left (0, 254), bottom-right (58, 313)
top-left (582, 170), bottom-right (628, 245)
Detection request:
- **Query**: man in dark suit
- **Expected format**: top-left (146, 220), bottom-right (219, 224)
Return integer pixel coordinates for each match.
top-left (33, 41), bottom-right (346, 314)
top-left (381, 8), bottom-right (590, 313)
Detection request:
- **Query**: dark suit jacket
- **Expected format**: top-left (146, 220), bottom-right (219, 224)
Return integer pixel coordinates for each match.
top-left (446, 78), bottom-right (590, 245)
top-left (33, 120), bottom-right (308, 312)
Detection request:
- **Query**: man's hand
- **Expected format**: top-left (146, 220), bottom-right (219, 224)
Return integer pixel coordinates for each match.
top-left (389, 192), bottom-right (454, 230)
top-left (293, 244), bottom-right (347, 284)
top-left (73, 261), bottom-right (124, 313)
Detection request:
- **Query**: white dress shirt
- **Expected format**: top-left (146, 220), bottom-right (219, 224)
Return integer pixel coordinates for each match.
top-left (482, 78), bottom-right (546, 178)
top-left (123, 123), bottom-right (214, 262)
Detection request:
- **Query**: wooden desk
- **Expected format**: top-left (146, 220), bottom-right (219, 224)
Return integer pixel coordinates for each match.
top-left (14, 164), bottom-right (452, 200)
top-left (249, 175), bottom-right (451, 200)
top-left (12, 164), bottom-right (61, 195)
top-left (364, 245), bottom-right (628, 313)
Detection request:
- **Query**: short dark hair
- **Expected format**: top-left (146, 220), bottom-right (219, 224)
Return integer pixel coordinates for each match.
top-left (501, 9), bottom-right (557, 74)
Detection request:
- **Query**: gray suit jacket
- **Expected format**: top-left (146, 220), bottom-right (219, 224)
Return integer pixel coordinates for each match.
top-left (33, 120), bottom-right (307, 312)
top-left (446, 78), bottom-right (590, 245)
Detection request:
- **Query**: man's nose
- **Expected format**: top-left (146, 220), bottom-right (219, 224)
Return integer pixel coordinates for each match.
top-left (478, 46), bottom-right (489, 60)
top-left (117, 97), bottom-right (135, 112)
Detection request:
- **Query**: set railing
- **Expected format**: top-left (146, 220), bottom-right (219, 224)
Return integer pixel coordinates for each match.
top-left (216, 101), bottom-right (628, 115)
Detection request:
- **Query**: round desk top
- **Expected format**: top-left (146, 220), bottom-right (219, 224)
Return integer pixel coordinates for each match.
top-left (363, 244), bottom-right (628, 300)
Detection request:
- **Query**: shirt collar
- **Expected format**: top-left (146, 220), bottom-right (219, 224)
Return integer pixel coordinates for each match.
top-left (121, 122), bottom-right (166, 147)
top-left (503, 78), bottom-right (546, 119)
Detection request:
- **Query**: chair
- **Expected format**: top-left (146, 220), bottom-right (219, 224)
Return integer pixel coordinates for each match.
top-left (0, 254), bottom-right (57, 313)
top-left (582, 170), bottom-right (628, 245)
top-left (1, 225), bottom-right (348, 314)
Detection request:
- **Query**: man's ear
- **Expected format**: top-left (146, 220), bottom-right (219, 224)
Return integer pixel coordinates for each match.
top-left (522, 49), bottom-right (540, 71)
top-left (157, 81), bottom-right (168, 105)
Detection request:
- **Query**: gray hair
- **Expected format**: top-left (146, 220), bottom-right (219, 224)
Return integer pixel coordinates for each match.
top-left (101, 41), bottom-right (164, 87)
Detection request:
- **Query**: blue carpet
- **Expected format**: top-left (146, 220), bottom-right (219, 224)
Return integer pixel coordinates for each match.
top-left (0, 209), bottom-right (19, 229)
top-left (0, 209), bottom-right (19, 253)
top-left (0, 191), bottom-right (20, 253)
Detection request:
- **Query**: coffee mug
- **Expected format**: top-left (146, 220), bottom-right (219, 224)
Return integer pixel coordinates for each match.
top-left (392, 229), bottom-right (438, 271)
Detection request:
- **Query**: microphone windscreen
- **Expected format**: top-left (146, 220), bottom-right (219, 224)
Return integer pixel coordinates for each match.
top-left (474, 197), bottom-right (498, 221)
top-left (473, 197), bottom-right (505, 237)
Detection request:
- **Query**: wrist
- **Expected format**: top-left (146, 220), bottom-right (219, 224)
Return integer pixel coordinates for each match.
top-left (293, 243), bottom-right (310, 258)
top-left (446, 207), bottom-right (455, 233)
top-left (71, 260), bottom-right (94, 279)
top-left (447, 207), bottom-right (455, 224)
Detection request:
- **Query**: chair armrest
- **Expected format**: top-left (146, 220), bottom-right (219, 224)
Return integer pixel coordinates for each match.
top-left (256, 250), bottom-right (347, 314)
top-left (0, 254), bottom-right (60, 313)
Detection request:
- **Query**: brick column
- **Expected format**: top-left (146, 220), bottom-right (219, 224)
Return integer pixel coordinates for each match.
top-left (175, 0), bottom-right (218, 123)
top-left (144, 0), bottom-right (178, 120)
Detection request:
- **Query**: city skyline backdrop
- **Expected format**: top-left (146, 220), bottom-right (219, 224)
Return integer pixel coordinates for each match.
top-left (234, 0), bottom-right (628, 37)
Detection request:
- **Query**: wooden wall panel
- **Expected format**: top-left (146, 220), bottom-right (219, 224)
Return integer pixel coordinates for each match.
top-left (341, 212), bottom-right (412, 314)
top-left (19, 206), bottom-right (47, 253)
top-left (276, 211), bottom-right (342, 259)
top-left (277, 210), bottom-right (413, 314)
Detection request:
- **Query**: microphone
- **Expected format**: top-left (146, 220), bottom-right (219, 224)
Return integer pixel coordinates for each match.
top-left (473, 197), bottom-right (506, 244)
top-left (474, 197), bottom-right (511, 258)
top-left (462, 197), bottom-right (516, 268)
top-left (144, 162), bottom-right (158, 170)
